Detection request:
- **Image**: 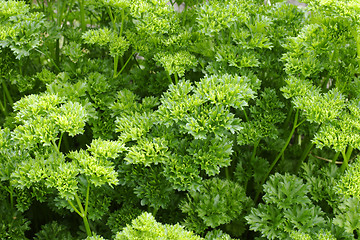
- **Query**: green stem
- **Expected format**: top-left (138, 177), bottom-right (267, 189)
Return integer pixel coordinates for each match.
top-left (355, 30), bottom-right (360, 73)
top-left (133, 54), bottom-right (141, 69)
top-left (51, 139), bottom-right (61, 154)
top-left (147, 206), bottom-right (158, 217)
top-left (295, 122), bottom-right (322, 172)
top-left (283, 106), bottom-right (294, 129)
top-left (0, 93), bottom-right (6, 115)
top-left (251, 140), bottom-right (260, 163)
top-left (119, 8), bottom-right (125, 37)
top-left (340, 146), bottom-right (353, 172)
top-left (295, 142), bottom-right (314, 172)
top-left (67, 199), bottom-right (82, 216)
top-left (79, 0), bottom-right (86, 31)
top-left (340, 151), bottom-right (348, 172)
top-left (245, 139), bottom-right (260, 194)
top-left (107, 6), bottom-right (117, 31)
top-left (166, 72), bottom-right (173, 84)
top-left (118, 8), bottom-right (126, 67)
top-left (174, 74), bottom-right (179, 85)
top-left (47, 0), bottom-right (54, 21)
top-left (225, 166), bottom-right (230, 180)
top-left (84, 181), bottom-right (90, 218)
top-left (74, 193), bottom-right (92, 236)
top-left (255, 109), bottom-right (302, 203)
top-left (332, 151), bottom-right (341, 164)
top-left (74, 194), bottom-right (85, 216)
top-left (57, 132), bottom-right (64, 151)
top-left (62, 0), bottom-right (75, 29)
top-left (57, 0), bottom-right (65, 27)
top-left (113, 55), bottom-right (119, 78)
top-left (55, 39), bottom-right (61, 69)
top-left (2, 81), bottom-right (13, 106)
top-left (82, 214), bottom-right (92, 237)
top-left (5, 186), bottom-right (14, 209)
top-left (243, 109), bottom-right (249, 122)
top-left (35, 0), bottom-right (44, 11)
top-left (115, 53), bottom-right (133, 78)
top-left (347, 146), bottom-right (354, 160)
top-left (182, 3), bottom-right (187, 25)
top-left (153, 208), bottom-right (158, 216)
top-left (34, 48), bottom-right (61, 72)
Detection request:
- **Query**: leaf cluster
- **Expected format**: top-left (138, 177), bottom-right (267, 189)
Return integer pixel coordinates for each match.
top-left (246, 173), bottom-right (327, 239)
top-left (1, 0), bottom-right (360, 239)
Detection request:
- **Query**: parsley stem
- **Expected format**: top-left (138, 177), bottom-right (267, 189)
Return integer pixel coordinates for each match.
top-left (67, 197), bottom-right (92, 236)
top-left (255, 109), bottom-right (301, 203)
top-left (340, 146), bottom-right (353, 172)
top-left (107, 7), bottom-right (117, 31)
top-left (52, 139), bottom-right (61, 154)
top-left (283, 106), bottom-right (294, 129)
top-left (84, 181), bottom-right (90, 219)
top-left (332, 151), bottom-right (341, 164)
top-left (2, 81), bottom-right (13, 106)
top-left (295, 142), bottom-right (314, 172)
top-left (120, 8), bottom-right (125, 37)
top-left (113, 55), bottom-right (119, 78)
top-left (174, 74), bottom-right (179, 85)
top-left (35, 0), bottom-right (45, 11)
top-left (47, 0), bottom-right (54, 22)
top-left (0, 97), bottom-right (6, 116)
top-left (166, 73), bottom-right (173, 84)
top-left (57, 132), bottom-right (64, 151)
top-left (296, 123), bottom-right (323, 172)
top-left (153, 208), bottom-right (158, 216)
top-left (225, 166), bottom-right (230, 180)
top-left (251, 139), bottom-right (260, 163)
top-left (115, 52), bottom-right (134, 78)
top-left (79, 0), bottom-right (86, 31)
top-left (243, 109), bottom-right (249, 122)
top-left (34, 48), bottom-right (61, 72)
top-left (55, 39), bottom-right (60, 67)
top-left (356, 31), bottom-right (360, 73)
top-left (82, 215), bottom-right (92, 237)
top-left (5, 186), bottom-right (14, 209)
top-left (67, 200), bottom-right (82, 216)
top-left (75, 193), bottom-right (92, 236)
top-left (74, 194), bottom-right (85, 216)
top-left (148, 206), bottom-right (158, 217)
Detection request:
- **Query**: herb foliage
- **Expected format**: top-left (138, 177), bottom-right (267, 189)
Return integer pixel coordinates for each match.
top-left (0, 0), bottom-right (360, 239)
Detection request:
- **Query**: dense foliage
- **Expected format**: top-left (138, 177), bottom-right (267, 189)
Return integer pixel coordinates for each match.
top-left (0, 0), bottom-right (360, 239)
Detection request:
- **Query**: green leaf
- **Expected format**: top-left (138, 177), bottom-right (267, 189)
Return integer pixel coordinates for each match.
top-left (263, 173), bottom-right (311, 209)
top-left (118, 163), bottom-right (175, 209)
top-left (246, 173), bottom-right (326, 239)
top-left (114, 212), bottom-right (203, 240)
top-left (333, 197), bottom-right (360, 235)
top-left (154, 50), bottom-right (197, 77)
top-left (0, 0), bottom-right (29, 19)
top-left (163, 154), bottom-right (202, 191)
top-left (34, 221), bottom-right (75, 240)
top-left (109, 36), bottom-right (130, 58)
top-left (194, 74), bottom-right (256, 109)
top-left (87, 138), bottom-right (126, 160)
top-left (181, 178), bottom-right (251, 231)
top-left (68, 150), bottom-right (119, 187)
top-left (54, 101), bottom-right (88, 136)
top-left (82, 28), bottom-right (113, 46)
top-left (125, 137), bottom-right (169, 166)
